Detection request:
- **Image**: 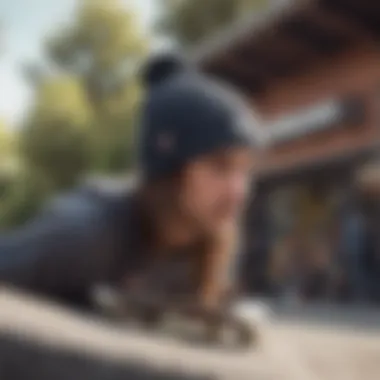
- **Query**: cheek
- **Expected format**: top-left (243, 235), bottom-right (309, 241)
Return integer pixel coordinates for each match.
top-left (215, 173), bottom-right (251, 206)
top-left (180, 164), bottom-right (253, 222)
top-left (182, 172), bottom-right (222, 214)
top-left (230, 176), bottom-right (251, 204)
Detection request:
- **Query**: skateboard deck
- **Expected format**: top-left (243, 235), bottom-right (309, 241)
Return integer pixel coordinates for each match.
top-left (92, 285), bottom-right (259, 349)
top-left (0, 288), bottom-right (272, 380)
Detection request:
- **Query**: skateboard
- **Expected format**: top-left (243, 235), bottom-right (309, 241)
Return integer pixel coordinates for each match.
top-left (93, 285), bottom-right (258, 349)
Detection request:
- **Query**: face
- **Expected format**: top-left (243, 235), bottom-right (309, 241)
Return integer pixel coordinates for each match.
top-left (179, 147), bottom-right (255, 232)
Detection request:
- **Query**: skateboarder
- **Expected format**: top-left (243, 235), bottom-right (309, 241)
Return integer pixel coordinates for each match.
top-left (0, 52), bottom-right (264, 317)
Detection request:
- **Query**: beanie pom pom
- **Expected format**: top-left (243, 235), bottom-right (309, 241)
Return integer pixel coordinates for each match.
top-left (141, 51), bottom-right (190, 88)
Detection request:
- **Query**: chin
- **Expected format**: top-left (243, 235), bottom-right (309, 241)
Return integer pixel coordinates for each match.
top-left (196, 214), bottom-right (237, 234)
top-left (211, 216), bottom-right (236, 231)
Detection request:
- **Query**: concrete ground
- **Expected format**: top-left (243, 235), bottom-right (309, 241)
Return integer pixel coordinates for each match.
top-left (270, 324), bottom-right (380, 380)
top-left (0, 289), bottom-right (380, 380)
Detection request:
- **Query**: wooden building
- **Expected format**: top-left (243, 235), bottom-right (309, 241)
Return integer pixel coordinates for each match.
top-left (194, 0), bottom-right (380, 294)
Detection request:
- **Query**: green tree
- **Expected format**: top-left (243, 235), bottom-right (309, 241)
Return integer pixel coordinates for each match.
top-left (0, 120), bottom-right (20, 195)
top-left (21, 77), bottom-right (93, 190)
top-left (47, 0), bottom-right (147, 109)
top-left (0, 120), bottom-right (39, 229)
top-left (25, 0), bottom-right (148, 175)
top-left (0, 169), bottom-right (51, 229)
top-left (46, 0), bottom-right (147, 173)
top-left (159, 0), bottom-right (268, 47)
top-left (7, 0), bottom-right (148, 227)
top-left (0, 119), bottom-right (15, 164)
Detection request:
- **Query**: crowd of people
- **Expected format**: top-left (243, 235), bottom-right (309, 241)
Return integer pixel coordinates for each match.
top-left (274, 204), bottom-right (379, 304)
top-left (244, 190), bottom-right (380, 305)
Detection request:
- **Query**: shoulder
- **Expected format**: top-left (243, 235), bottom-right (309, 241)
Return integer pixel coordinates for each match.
top-left (81, 174), bottom-right (137, 199)
top-left (42, 175), bottom-right (137, 232)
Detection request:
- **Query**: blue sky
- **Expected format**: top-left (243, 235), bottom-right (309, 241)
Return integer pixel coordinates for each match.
top-left (0, 0), bottom-right (158, 127)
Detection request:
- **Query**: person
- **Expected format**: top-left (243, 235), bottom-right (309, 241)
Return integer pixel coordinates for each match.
top-left (0, 52), bottom-right (264, 313)
top-left (363, 213), bottom-right (380, 303)
top-left (338, 195), bottom-right (368, 302)
top-left (301, 235), bottom-right (332, 301)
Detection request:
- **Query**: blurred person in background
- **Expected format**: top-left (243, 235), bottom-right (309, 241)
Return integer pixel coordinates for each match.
top-left (268, 233), bottom-right (304, 304)
top-left (338, 193), bottom-right (369, 303)
top-left (364, 212), bottom-right (380, 303)
top-left (301, 234), bottom-right (333, 301)
top-left (0, 52), bottom-right (264, 315)
top-left (326, 220), bottom-right (347, 302)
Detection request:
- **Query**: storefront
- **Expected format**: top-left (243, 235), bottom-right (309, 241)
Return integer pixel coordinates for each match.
top-left (196, 0), bottom-right (380, 298)
top-left (357, 160), bottom-right (380, 197)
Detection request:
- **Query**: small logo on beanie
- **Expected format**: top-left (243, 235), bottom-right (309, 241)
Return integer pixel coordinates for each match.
top-left (156, 132), bottom-right (175, 154)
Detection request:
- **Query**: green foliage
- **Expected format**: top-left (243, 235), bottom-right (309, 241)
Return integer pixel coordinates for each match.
top-left (159, 0), bottom-right (268, 47)
top-left (21, 77), bottom-right (92, 190)
top-left (0, 170), bottom-right (51, 229)
top-left (43, 0), bottom-right (148, 173)
top-left (1, 0), bottom-right (148, 227)
top-left (89, 78), bottom-right (142, 173)
top-left (0, 120), bottom-right (20, 196)
top-left (47, 0), bottom-right (147, 108)
top-left (0, 119), bottom-right (17, 167)
top-left (0, 119), bottom-right (50, 229)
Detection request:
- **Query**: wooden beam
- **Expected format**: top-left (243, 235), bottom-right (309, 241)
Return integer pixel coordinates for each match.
top-left (263, 39), bottom-right (317, 77)
top-left (208, 66), bottom-right (264, 95)
top-left (306, 4), bottom-right (366, 43)
top-left (221, 50), bottom-right (270, 80)
top-left (203, 55), bottom-right (263, 85)
top-left (208, 41), bottom-right (304, 84)
top-left (322, 0), bottom-right (380, 41)
top-left (232, 33), bottom-right (316, 80)
top-left (340, 0), bottom-right (380, 14)
top-left (192, 0), bottom-right (313, 65)
top-left (280, 13), bottom-right (350, 55)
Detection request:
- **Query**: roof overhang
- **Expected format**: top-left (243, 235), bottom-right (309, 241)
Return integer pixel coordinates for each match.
top-left (192, 0), bottom-right (380, 96)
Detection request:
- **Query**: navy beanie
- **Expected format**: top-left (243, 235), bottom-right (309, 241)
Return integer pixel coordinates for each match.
top-left (137, 52), bottom-right (265, 180)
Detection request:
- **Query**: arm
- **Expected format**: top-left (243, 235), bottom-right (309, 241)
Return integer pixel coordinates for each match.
top-left (0, 191), bottom-right (112, 305)
top-left (196, 227), bottom-right (240, 309)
